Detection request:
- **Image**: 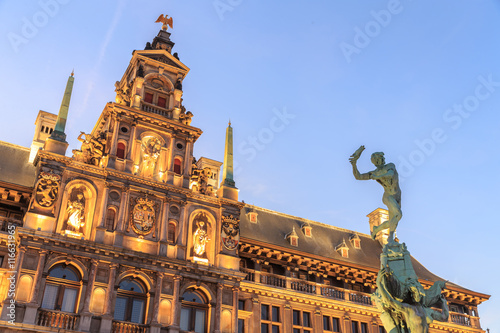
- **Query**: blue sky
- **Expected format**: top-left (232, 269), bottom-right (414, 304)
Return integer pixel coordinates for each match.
top-left (1, 1), bottom-right (499, 330)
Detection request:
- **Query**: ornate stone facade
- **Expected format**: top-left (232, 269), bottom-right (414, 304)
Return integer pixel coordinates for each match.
top-left (0, 17), bottom-right (489, 333)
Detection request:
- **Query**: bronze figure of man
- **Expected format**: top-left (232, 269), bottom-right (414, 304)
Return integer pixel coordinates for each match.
top-left (349, 145), bottom-right (402, 243)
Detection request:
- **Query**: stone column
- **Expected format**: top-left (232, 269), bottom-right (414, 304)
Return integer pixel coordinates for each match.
top-left (29, 250), bottom-right (48, 304)
top-left (343, 313), bottom-right (351, 333)
top-left (232, 287), bottom-right (239, 333)
top-left (79, 259), bottom-right (99, 332)
top-left (22, 250), bottom-right (47, 324)
top-left (128, 122), bottom-right (137, 159)
top-left (151, 273), bottom-right (163, 324)
top-left (98, 185), bottom-right (110, 228)
top-left (283, 302), bottom-right (292, 333)
top-left (0, 246), bottom-right (25, 321)
top-left (150, 273), bottom-right (163, 333)
top-left (252, 298), bottom-right (260, 333)
top-left (215, 284), bottom-right (223, 333)
top-left (100, 263), bottom-right (118, 333)
top-left (110, 116), bottom-right (120, 155)
top-left (171, 276), bottom-right (182, 331)
top-left (116, 187), bottom-right (129, 232)
top-left (314, 308), bottom-right (322, 332)
top-left (176, 201), bottom-right (188, 260)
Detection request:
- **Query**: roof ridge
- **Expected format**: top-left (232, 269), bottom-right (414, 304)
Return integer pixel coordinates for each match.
top-left (0, 140), bottom-right (29, 151)
top-left (244, 203), bottom-right (372, 238)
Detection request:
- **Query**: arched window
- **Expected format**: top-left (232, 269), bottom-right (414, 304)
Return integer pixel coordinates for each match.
top-left (105, 208), bottom-right (116, 231)
top-left (114, 278), bottom-right (147, 324)
top-left (180, 289), bottom-right (208, 333)
top-left (174, 158), bottom-right (182, 175)
top-left (116, 142), bottom-right (126, 159)
top-left (168, 221), bottom-right (177, 243)
top-left (41, 264), bottom-right (81, 313)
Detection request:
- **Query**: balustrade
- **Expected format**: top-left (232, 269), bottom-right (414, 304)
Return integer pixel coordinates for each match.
top-left (141, 102), bottom-right (172, 118)
top-left (37, 309), bottom-right (78, 330)
top-left (450, 312), bottom-right (472, 327)
top-left (112, 320), bottom-right (148, 333)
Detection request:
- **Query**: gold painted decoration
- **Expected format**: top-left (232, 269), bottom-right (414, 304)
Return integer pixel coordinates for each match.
top-left (130, 197), bottom-right (156, 236)
top-left (192, 213), bottom-right (210, 262)
top-left (155, 14), bottom-right (173, 31)
top-left (221, 215), bottom-right (240, 251)
top-left (66, 193), bottom-right (85, 233)
top-left (34, 172), bottom-right (61, 208)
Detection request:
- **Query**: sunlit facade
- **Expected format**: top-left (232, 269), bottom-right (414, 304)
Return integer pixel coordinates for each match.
top-left (0, 23), bottom-right (489, 333)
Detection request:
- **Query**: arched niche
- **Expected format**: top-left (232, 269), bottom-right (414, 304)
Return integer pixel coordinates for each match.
top-left (16, 275), bottom-right (33, 302)
top-left (56, 179), bottom-right (97, 239)
top-left (90, 287), bottom-right (106, 314)
top-left (134, 131), bottom-right (169, 179)
top-left (144, 73), bottom-right (174, 92)
top-left (187, 209), bottom-right (217, 265)
top-left (158, 299), bottom-right (171, 325)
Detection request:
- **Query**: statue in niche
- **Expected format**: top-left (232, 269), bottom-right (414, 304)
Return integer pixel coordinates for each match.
top-left (34, 172), bottom-right (60, 208)
top-left (73, 131), bottom-right (107, 166)
top-left (192, 214), bottom-right (210, 259)
top-left (374, 265), bottom-right (449, 333)
top-left (66, 193), bottom-right (85, 233)
top-left (221, 215), bottom-right (239, 251)
top-left (140, 137), bottom-right (162, 177)
top-left (350, 146), bottom-right (401, 243)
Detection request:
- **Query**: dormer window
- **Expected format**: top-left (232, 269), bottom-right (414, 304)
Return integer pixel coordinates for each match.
top-left (247, 212), bottom-right (258, 224)
top-left (286, 227), bottom-right (299, 247)
top-left (143, 90), bottom-right (169, 109)
top-left (350, 234), bottom-right (361, 249)
top-left (336, 239), bottom-right (349, 258)
top-left (302, 223), bottom-right (312, 238)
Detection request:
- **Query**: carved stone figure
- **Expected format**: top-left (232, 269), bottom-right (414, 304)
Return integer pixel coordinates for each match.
top-left (66, 193), bottom-right (85, 233)
top-left (140, 137), bottom-right (162, 177)
top-left (191, 166), bottom-right (215, 196)
top-left (350, 146), bottom-right (401, 243)
top-left (72, 131), bottom-right (107, 166)
top-left (192, 215), bottom-right (210, 259)
top-left (34, 172), bottom-right (61, 208)
top-left (130, 197), bottom-right (156, 236)
top-left (221, 215), bottom-right (240, 251)
top-left (179, 106), bottom-right (193, 125)
top-left (115, 82), bottom-right (131, 106)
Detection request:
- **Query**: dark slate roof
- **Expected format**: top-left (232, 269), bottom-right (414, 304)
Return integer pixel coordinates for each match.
top-left (0, 141), bottom-right (36, 188)
top-left (239, 205), bottom-right (468, 291)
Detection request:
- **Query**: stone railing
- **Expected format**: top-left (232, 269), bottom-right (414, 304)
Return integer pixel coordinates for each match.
top-left (37, 309), bottom-right (79, 330)
top-left (141, 102), bottom-right (172, 118)
top-left (0, 216), bottom-right (22, 232)
top-left (112, 320), bottom-right (148, 333)
top-left (241, 268), bottom-right (373, 306)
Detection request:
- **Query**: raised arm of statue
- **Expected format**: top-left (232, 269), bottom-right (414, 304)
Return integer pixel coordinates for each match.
top-left (350, 145), bottom-right (371, 180)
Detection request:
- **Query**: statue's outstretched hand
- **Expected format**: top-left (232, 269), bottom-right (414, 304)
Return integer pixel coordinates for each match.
top-left (349, 145), bottom-right (365, 164)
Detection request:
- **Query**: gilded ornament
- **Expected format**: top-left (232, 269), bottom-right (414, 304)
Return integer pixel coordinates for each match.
top-left (34, 172), bottom-right (61, 208)
top-left (221, 215), bottom-right (239, 251)
top-left (130, 197), bottom-right (156, 236)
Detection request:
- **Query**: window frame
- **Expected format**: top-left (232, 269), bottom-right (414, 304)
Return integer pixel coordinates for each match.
top-left (292, 309), bottom-right (312, 333)
top-left (114, 278), bottom-right (148, 324)
top-left (41, 265), bottom-right (82, 313)
top-left (180, 289), bottom-right (209, 333)
top-left (261, 304), bottom-right (281, 333)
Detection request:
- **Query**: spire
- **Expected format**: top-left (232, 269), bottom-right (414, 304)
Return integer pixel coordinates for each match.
top-left (50, 72), bottom-right (75, 143)
top-left (44, 72), bottom-right (74, 156)
top-left (221, 122), bottom-right (235, 187)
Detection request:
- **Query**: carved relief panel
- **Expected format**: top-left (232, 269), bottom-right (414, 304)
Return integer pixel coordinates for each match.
top-left (127, 196), bottom-right (159, 238)
top-left (31, 172), bottom-right (61, 214)
top-left (221, 215), bottom-right (240, 252)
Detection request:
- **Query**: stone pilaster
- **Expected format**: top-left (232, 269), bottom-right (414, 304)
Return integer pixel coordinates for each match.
top-left (22, 249), bottom-right (48, 324)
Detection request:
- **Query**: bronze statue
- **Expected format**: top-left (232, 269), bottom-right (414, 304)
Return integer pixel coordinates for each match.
top-left (350, 146), bottom-right (402, 243)
top-left (155, 14), bottom-right (173, 31)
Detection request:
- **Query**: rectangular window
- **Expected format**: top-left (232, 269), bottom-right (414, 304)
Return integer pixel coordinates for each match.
top-left (262, 304), bottom-right (281, 333)
top-left (361, 323), bottom-right (368, 333)
top-left (238, 300), bottom-right (245, 310)
top-left (157, 96), bottom-right (167, 108)
top-left (332, 317), bottom-right (340, 332)
top-left (379, 326), bottom-right (386, 333)
top-left (293, 310), bottom-right (312, 332)
top-left (144, 92), bottom-right (153, 103)
top-left (323, 316), bottom-right (331, 331)
top-left (352, 321), bottom-right (359, 333)
top-left (238, 319), bottom-right (245, 333)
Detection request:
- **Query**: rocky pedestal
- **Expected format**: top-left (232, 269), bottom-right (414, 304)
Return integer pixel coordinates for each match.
top-left (372, 241), bottom-right (449, 333)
